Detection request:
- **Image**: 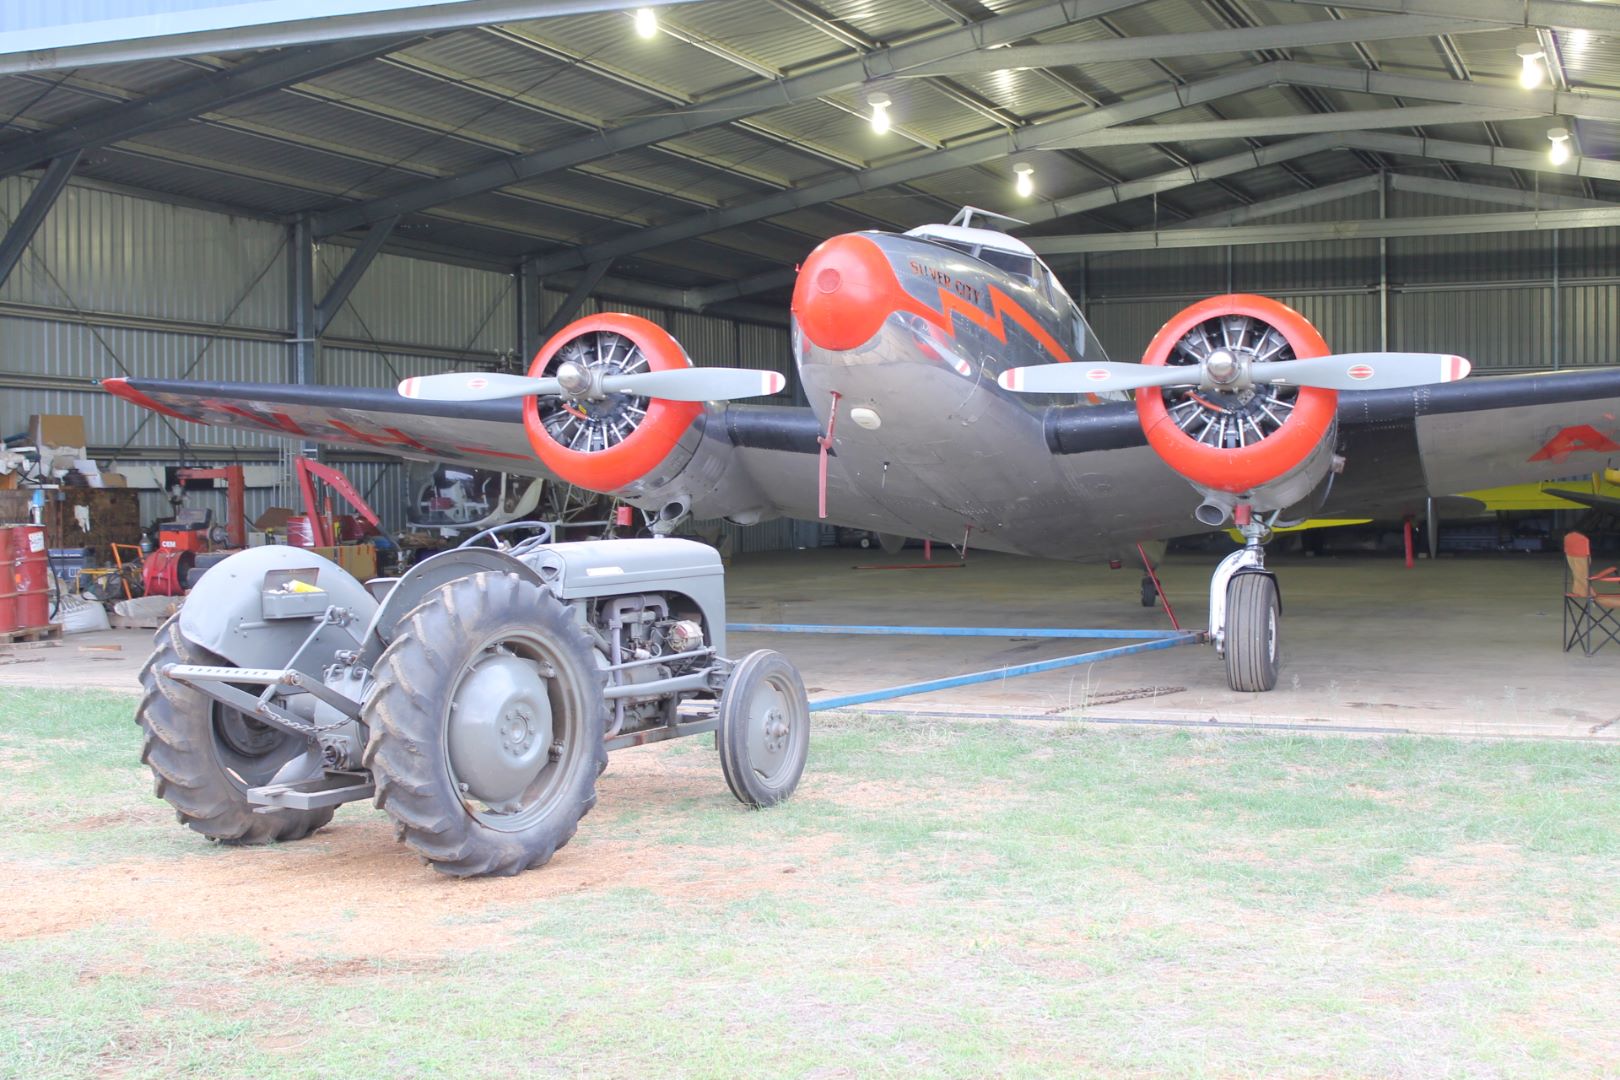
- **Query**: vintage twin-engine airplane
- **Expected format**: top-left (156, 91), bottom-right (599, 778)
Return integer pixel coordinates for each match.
top-left (103, 209), bottom-right (1620, 692)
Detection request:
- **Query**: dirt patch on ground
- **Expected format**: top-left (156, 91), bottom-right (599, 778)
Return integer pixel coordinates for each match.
top-left (0, 748), bottom-right (883, 961)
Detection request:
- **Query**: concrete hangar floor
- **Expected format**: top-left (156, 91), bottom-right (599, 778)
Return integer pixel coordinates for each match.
top-left (10, 547), bottom-right (1611, 741)
top-left (727, 547), bottom-right (1613, 741)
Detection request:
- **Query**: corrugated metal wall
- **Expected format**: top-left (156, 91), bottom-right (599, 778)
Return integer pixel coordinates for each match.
top-left (1073, 189), bottom-right (1618, 373)
top-left (1, 176), bottom-right (803, 548)
top-left (15, 171), bottom-right (1609, 547)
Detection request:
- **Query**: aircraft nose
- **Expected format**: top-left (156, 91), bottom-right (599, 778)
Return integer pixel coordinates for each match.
top-left (792, 233), bottom-right (902, 353)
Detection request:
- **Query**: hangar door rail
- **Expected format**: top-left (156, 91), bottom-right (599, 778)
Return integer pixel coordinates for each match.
top-left (724, 623), bottom-right (1205, 712)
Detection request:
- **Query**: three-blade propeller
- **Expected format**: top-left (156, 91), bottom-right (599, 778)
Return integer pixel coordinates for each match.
top-left (399, 365), bottom-right (787, 403)
top-left (999, 352), bottom-right (1471, 395)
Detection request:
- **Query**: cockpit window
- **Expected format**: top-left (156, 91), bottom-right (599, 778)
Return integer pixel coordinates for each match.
top-left (977, 248), bottom-right (1036, 281)
top-left (933, 238), bottom-right (977, 256)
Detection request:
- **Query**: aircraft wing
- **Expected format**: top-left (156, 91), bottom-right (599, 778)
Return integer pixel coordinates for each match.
top-left (104, 377), bottom-right (545, 476)
top-left (1323, 367), bottom-right (1620, 519)
top-left (100, 376), bottom-right (869, 531)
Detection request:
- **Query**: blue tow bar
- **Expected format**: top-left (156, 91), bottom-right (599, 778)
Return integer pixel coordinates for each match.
top-left (725, 624), bottom-right (1206, 712)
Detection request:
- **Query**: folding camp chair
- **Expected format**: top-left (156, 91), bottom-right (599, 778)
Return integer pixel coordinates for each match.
top-left (1563, 531), bottom-right (1620, 656)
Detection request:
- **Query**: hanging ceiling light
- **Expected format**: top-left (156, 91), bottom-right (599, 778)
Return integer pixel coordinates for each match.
top-left (867, 92), bottom-right (891, 135)
top-left (1517, 43), bottom-right (1547, 89)
top-left (1013, 162), bottom-right (1034, 198)
top-left (1548, 126), bottom-right (1572, 166)
top-left (634, 8), bottom-right (658, 38)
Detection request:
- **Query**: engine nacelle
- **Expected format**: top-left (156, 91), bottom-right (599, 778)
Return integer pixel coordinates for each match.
top-left (1137, 294), bottom-right (1339, 520)
top-left (521, 313), bottom-right (703, 493)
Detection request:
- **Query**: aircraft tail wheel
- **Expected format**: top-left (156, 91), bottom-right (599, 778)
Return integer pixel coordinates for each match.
top-left (717, 650), bottom-right (810, 808)
top-left (1224, 573), bottom-right (1280, 693)
top-left (1140, 574), bottom-right (1159, 607)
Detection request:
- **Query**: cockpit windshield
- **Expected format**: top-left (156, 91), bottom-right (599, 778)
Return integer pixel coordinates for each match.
top-left (905, 223), bottom-right (1045, 286)
top-left (977, 248), bottom-right (1037, 280)
top-left (903, 220), bottom-right (1108, 367)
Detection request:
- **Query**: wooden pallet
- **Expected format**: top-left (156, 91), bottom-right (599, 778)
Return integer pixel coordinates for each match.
top-left (0, 623), bottom-right (63, 645)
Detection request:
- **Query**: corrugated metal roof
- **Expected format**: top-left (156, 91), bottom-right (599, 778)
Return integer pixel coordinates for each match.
top-left (1, 0), bottom-right (1609, 295)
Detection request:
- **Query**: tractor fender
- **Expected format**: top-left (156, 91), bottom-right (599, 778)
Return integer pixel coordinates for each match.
top-left (178, 545), bottom-right (379, 675)
top-left (358, 547), bottom-right (543, 667)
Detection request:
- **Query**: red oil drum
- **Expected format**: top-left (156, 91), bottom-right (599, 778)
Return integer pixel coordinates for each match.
top-left (12, 524), bottom-right (50, 629)
top-left (0, 527), bottom-right (16, 634)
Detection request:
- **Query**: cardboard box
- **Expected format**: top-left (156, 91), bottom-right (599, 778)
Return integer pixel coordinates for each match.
top-left (29, 414), bottom-right (87, 450)
top-left (309, 544), bottom-right (378, 582)
top-left (254, 507), bottom-right (298, 532)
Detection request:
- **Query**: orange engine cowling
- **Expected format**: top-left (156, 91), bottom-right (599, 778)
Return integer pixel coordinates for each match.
top-left (521, 313), bottom-right (702, 492)
top-left (1137, 294), bottom-right (1339, 516)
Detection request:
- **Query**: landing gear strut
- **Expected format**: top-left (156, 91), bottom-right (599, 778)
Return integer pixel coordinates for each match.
top-left (1209, 505), bottom-right (1281, 692)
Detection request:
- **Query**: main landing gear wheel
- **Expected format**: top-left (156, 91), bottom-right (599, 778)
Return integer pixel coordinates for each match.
top-left (362, 572), bottom-right (607, 877)
top-left (1140, 574), bottom-right (1159, 608)
top-left (135, 615), bottom-right (333, 844)
top-left (1224, 573), bottom-right (1280, 693)
top-left (717, 650), bottom-right (810, 808)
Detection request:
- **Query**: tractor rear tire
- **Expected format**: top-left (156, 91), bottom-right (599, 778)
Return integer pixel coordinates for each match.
top-left (1224, 573), bottom-right (1280, 693)
top-left (135, 615), bottom-right (333, 844)
top-left (362, 572), bottom-right (607, 877)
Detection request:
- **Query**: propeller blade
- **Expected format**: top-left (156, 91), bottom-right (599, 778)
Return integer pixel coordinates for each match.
top-left (998, 362), bottom-right (1199, 394)
top-left (999, 352), bottom-right (1472, 396)
top-left (601, 367), bottom-right (788, 401)
top-left (398, 372), bottom-right (560, 401)
top-left (1252, 352), bottom-right (1471, 391)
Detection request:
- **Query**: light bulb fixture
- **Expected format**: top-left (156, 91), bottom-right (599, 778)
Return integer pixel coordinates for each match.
top-left (634, 8), bottom-right (658, 38)
top-left (1517, 42), bottom-right (1546, 89)
top-left (1013, 161), bottom-right (1034, 198)
top-left (1548, 126), bottom-right (1572, 166)
top-left (867, 92), bottom-right (891, 135)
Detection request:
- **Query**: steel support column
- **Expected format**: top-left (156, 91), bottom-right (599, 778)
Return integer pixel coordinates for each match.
top-left (313, 216), bottom-right (398, 336)
top-left (1379, 172), bottom-right (1389, 351)
top-left (289, 217), bottom-right (317, 386)
top-left (0, 152), bottom-right (79, 290)
top-left (537, 260), bottom-right (613, 342)
top-left (517, 257), bottom-right (544, 364)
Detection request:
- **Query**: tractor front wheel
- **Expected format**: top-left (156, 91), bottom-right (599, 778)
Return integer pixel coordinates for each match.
top-left (717, 650), bottom-right (810, 808)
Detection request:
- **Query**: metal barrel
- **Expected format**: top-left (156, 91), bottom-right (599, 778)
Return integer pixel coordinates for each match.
top-left (11, 524), bottom-right (50, 629)
top-left (0, 526), bottom-right (15, 634)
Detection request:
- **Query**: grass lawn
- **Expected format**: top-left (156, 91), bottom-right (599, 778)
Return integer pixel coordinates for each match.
top-left (2, 687), bottom-right (1618, 1078)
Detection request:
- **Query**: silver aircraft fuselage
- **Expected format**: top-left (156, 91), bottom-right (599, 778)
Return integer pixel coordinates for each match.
top-left (788, 226), bottom-right (1201, 560)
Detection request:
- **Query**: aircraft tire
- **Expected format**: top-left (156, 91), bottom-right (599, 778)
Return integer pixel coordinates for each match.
top-left (363, 572), bottom-right (607, 877)
top-left (1224, 573), bottom-right (1280, 693)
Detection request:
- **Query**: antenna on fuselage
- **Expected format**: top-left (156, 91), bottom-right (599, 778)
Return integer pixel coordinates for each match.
top-left (949, 206), bottom-right (1029, 232)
